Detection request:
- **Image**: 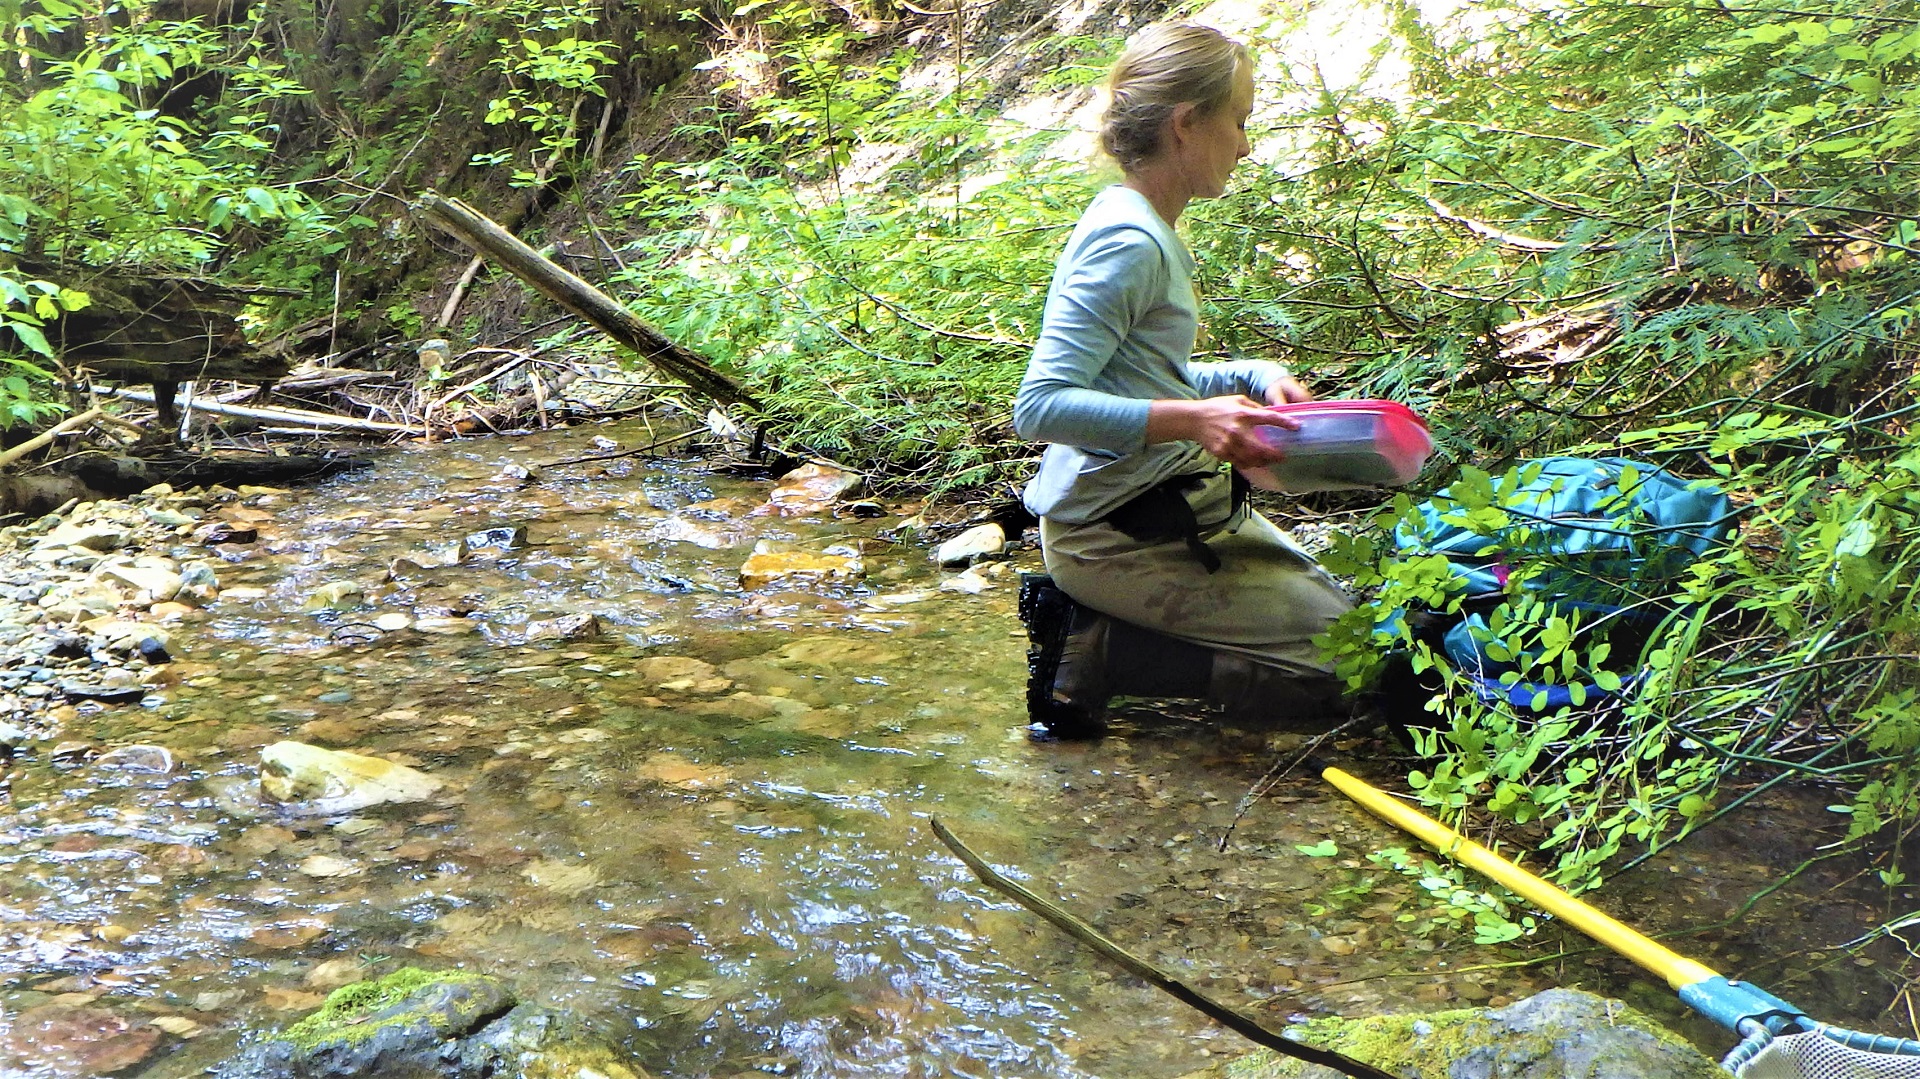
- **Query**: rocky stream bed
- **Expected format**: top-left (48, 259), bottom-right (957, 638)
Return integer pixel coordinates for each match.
top-left (0, 419), bottom-right (1906, 1078)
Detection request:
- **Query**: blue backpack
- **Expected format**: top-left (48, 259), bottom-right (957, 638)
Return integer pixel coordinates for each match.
top-left (1393, 457), bottom-right (1736, 710)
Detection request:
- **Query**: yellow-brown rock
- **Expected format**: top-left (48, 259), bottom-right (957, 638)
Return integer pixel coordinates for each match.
top-left (739, 549), bottom-right (864, 590)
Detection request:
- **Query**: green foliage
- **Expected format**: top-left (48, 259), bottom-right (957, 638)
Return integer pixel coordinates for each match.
top-left (0, 0), bottom-right (323, 269)
top-left (0, 273), bottom-right (82, 427)
top-left (609, 8), bottom-right (1090, 490)
top-left (468, 0), bottom-right (620, 180)
top-left (1369, 846), bottom-right (1537, 944)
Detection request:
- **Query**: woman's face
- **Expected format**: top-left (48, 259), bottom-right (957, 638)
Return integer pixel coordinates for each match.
top-left (1182, 63), bottom-right (1255, 200)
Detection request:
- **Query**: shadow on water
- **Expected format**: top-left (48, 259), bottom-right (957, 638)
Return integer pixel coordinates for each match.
top-left (1, 419), bottom-right (1911, 1078)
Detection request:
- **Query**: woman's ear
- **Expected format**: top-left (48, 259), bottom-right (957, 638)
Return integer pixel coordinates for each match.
top-left (1167, 101), bottom-right (1200, 146)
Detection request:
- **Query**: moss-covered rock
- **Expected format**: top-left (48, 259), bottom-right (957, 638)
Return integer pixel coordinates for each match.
top-left (230, 967), bottom-right (513, 1079)
top-left (218, 968), bottom-right (652, 1079)
top-left (279, 968), bottom-right (508, 1056)
top-left (1176, 989), bottom-right (1728, 1079)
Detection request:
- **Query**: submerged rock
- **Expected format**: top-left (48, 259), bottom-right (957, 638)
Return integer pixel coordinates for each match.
top-left (1177, 988), bottom-right (1724, 1079)
top-left (523, 614), bottom-right (600, 643)
top-left (61, 680), bottom-right (146, 704)
top-left (303, 581), bottom-right (366, 612)
top-left (0, 1002), bottom-right (161, 1076)
top-left (634, 655), bottom-right (731, 694)
top-left (932, 523), bottom-right (1006, 567)
top-left (461, 525), bottom-right (530, 556)
top-left (94, 744), bottom-right (175, 773)
top-left (753, 462), bottom-right (863, 517)
top-left (738, 543), bottom-right (864, 591)
top-left (223, 968), bottom-right (650, 1079)
top-left (258, 741), bottom-right (444, 815)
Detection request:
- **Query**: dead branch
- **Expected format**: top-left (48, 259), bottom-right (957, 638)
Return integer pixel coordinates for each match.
top-left (1425, 196), bottom-right (1567, 252)
top-left (430, 350), bottom-right (536, 414)
top-left (438, 256), bottom-right (488, 329)
top-left (94, 386), bottom-right (419, 435)
top-left (414, 191), bottom-right (760, 409)
top-left (449, 369), bottom-right (582, 433)
top-left (0, 407), bottom-right (106, 470)
top-left (544, 427), bottom-right (703, 469)
top-left (928, 818), bottom-right (1398, 1079)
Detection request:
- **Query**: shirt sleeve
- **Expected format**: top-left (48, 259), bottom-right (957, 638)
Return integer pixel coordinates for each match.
top-left (1011, 227), bottom-right (1161, 455)
top-left (1186, 357), bottom-right (1292, 402)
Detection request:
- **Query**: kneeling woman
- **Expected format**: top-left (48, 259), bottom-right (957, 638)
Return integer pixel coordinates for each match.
top-left (1014, 22), bottom-right (1353, 735)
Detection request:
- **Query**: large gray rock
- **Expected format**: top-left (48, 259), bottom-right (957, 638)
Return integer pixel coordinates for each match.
top-left (1177, 989), bottom-right (1725, 1079)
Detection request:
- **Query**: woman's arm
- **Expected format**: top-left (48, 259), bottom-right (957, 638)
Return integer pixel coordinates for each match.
top-left (1187, 358), bottom-right (1314, 405)
top-left (1015, 229), bottom-right (1296, 468)
top-left (1013, 230), bottom-right (1160, 454)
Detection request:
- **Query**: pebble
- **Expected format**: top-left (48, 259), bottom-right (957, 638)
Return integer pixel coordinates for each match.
top-left (93, 745), bottom-right (175, 773)
top-left (0, 489), bottom-right (217, 749)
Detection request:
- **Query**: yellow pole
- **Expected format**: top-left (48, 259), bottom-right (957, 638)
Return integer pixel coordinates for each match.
top-left (1321, 764), bottom-right (1719, 991)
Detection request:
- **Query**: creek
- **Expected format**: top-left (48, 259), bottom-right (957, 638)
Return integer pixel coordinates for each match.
top-left (0, 418), bottom-right (1906, 1079)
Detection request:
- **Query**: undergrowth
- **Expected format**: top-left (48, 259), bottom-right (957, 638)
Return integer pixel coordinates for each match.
top-left (8, 0), bottom-right (1920, 1003)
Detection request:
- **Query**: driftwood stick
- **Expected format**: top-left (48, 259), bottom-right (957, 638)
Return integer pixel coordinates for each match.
top-left (430, 351), bottom-right (534, 412)
top-left (0, 407), bottom-right (105, 469)
top-left (415, 191), bottom-right (759, 409)
top-left (543, 426), bottom-right (703, 469)
top-left (439, 256), bottom-right (487, 329)
top-left (93, 386), bottom-right (419, 434)
top-left (276, 370), bottom-right (400, 393)
top-left (1425, 196), bottom-right (1565, 252)
top-left (928, 818), bottom-right (1399, 1079)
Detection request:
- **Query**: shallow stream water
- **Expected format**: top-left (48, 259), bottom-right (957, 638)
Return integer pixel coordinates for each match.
top-left (2, 419), bottom-right (1911, 1078)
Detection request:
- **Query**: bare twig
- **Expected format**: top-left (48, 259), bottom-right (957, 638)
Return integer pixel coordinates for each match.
top-left (543, 427), bottom-right (703, 469)
top-left (928, 817), bottom-right (1399, 1079)
top-left (0, 407), bottom-right (105, 469)
top-left (1426, 196), bottom-right (1569, 252)
top-left (92, 386), bottom-right (417, 434)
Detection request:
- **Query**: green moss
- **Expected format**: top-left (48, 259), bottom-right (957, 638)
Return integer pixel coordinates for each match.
top-left (1182, 993), bottom-right (1723, 1079)
top-left (279, 967), bottom-right (490, 1053)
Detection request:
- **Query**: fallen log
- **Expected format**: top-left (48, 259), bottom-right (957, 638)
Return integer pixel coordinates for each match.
top-left (63, 450), bottom-right (373, 494)
top-left (93, 386), bottom-right (420, 435)
top-left (414, 192), bottom-right (760, 409)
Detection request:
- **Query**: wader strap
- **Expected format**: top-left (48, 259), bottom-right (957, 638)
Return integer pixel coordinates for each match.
top-left (1103, 470), bottom-right (1249, 574)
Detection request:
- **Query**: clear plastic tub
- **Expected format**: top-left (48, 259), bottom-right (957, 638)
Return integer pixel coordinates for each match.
top-left (1239, 399), bottom-right (1434, 493)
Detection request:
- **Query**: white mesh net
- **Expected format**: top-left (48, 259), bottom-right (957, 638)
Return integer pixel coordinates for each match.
top-left (1734, 1032), bottom-right (1920, 1079)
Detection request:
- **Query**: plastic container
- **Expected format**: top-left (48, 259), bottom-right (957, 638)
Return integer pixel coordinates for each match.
top-left (1238, 399), bottom-right (1434, 493)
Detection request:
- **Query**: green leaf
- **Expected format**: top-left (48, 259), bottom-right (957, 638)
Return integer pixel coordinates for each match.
top-left (1295, 840), bottom-right (1339, 857)
top-left (6, 321), bottom-right (53, 358)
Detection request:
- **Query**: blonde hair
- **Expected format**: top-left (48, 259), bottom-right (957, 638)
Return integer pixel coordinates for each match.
top-left (1100, 24), bottom-right (1251, 174)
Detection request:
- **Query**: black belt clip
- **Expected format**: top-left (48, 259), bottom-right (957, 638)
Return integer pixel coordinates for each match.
top-left (1102, 470), bottom-right (1248, 573)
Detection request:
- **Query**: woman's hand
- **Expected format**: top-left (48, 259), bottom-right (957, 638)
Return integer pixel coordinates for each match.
top-left (1267, 376), bottom-right (1313, 405)
top-left (1146, 395), bottom-right (1299, 469)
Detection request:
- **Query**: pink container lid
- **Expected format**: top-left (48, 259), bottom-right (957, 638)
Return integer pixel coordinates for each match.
top-left (1265, 398), bottom-right (1429, 428)
top-left (1241, 399), bottom-right (1433, 493)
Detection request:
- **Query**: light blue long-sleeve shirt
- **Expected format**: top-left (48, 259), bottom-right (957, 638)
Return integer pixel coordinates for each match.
top-left (1014, 186), bottom-right (1286, 523)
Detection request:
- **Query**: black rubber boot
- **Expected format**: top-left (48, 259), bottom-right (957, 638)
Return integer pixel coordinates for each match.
top-left (1019, 574), bottom-right (1109, 738)
top-left (1206, 652), bottom-right (1353, 727)
top-left (1019, 574), bottom-right (1224, 737)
